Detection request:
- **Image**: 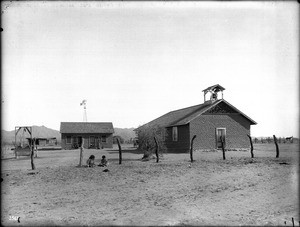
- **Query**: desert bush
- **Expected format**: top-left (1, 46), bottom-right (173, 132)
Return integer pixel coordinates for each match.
top-left (278, 137), bottom-right (282, 143)
top-left (136, 125), bottom-right (168, 158)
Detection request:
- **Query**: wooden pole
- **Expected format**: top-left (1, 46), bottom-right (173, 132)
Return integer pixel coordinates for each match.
top-left (35, 140), bottom-right (38, 158)
top-left (79, 139), bottom-right (84, 166)
top-left (30, 127), bottom-right (35, 170)
top-left (247, 134), bottom-right (254, 158)
top-left (220, 136), bottom-right (225, 160)
top-left (273, 135), bottom-right (279, 158)
top-left (117, 138), bottom-right (122, 164)
top-left (15, 127), bottom-right (17, 158)
top-left (30, 142), bottom-right (35, 170)
top-left (190, 135), bottom-right (196, 162)
top-left (154, 136), bottom-right (159, 163)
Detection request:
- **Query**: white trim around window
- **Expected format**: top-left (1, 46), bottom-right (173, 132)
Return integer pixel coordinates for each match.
top-left (66, 136), bottom-right (72, 144)
top-left (101, 135), bottom-right (107, 143)
top-left (172, 127), bottom-right (178, 141)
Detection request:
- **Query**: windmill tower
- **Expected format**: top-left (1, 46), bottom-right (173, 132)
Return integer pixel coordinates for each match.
top-left (80, 100), bottom-right (87, 122)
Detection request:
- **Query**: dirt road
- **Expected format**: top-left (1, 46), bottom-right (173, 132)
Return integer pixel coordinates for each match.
top-left (1, 144), bottom-right (299, 226)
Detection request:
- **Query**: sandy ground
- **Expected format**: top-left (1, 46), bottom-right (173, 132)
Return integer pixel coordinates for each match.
top-left (1, 143), bottom-right (299, 226)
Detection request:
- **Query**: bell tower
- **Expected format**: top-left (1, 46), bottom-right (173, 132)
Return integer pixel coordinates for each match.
top-left (202, 84), bottom-right (225, 103)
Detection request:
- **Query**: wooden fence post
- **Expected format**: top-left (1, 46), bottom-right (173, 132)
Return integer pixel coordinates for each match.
top-left (117, 138), bottom-right (122, 164)
top-left (79, 139), bottom-right (84, 166)
top-left (221, 136), bottom-right (225, 160)
top-left (154, 137), bottom-right (159, 163)
top-left (15, 127), bottom-right (17, 159)
top-left (30, 139), bottom-right (35, 170)
top-left (273, 135), bottom-right (279, 158)
top-left (247, 134), bottom-right (254, 158)
top-left (190, 135), bottom-right (196, 162)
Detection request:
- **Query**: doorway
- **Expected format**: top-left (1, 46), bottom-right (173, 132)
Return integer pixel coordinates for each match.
top-left (216, 128), bottom-right (226, 149)
top-left (78, 137), bottom-right (83, 147)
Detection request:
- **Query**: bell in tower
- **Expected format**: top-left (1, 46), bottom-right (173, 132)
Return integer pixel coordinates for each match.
top-left (202, 84), bottom-right (225, 103)
top-left (211, 91), bottom-right (218, 101)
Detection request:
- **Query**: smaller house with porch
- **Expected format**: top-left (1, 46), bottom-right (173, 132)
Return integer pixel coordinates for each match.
top-left (60, 122), bottom-right (114, 150)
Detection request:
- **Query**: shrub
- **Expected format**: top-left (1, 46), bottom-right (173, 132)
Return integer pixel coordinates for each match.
top-left (136, 125), bottom-right (168, 158)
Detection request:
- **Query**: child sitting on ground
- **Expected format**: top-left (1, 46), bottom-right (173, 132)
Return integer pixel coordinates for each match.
top-left (86, 155), bottom-right (95, 167)
top-left (98, 155), bottom-right (108, 167)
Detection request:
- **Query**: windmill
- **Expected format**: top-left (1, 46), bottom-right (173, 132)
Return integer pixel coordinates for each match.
top-left (80, 99), bottom-right (87, 122)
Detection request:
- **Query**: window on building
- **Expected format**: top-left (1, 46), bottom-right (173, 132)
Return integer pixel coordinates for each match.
top-left (90, 136), bottom-right (95, 147)
top-left (216, 128), bottom-right (226, 149)
top-left (172, 127), bottom-right (178, 141)
top-left (101, 136), bottom-right (107, 143)
top-left (90, 136), bottom-right (95, 143)
top-left (73, 137), bottom-right (78, 144)
top-left (66, 136), bottom-right (71, 144)
top-left (162, 129), bottom-right (166, 141)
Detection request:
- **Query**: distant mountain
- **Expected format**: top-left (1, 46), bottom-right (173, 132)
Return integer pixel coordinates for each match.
top-left (113, 128), bottom-right (137, 142)
top-left (1, 125), bottom-right (61, 145)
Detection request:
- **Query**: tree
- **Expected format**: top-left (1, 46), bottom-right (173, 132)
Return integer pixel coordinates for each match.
top-left (136, 125), bottom-right (168, 159)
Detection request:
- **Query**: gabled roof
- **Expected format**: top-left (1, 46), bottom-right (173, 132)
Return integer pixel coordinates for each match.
top-left (202, 84), bottom-right (225, 92)
top-left (60, 122), bottom-right (114, 134)
top-left (139, 99), bottom-right (256, 129)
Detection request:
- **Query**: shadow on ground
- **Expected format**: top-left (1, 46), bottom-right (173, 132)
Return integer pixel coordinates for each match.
top-left (106, 147), bottom-right (144, 155)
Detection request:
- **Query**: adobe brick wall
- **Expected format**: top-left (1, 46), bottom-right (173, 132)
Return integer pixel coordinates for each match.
top-left (165, 124), bottom-right (190, 153)
top-left (190, 114), bottom-right (251, 150)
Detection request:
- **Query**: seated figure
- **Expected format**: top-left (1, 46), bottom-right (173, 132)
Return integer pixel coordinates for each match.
top-left (86, 155), bottom-right (95, 167)
top-left (98, 155), bottom-right (108, 167)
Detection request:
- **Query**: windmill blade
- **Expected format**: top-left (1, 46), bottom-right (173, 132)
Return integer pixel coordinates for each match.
top-left (80, 100), bottom-right (87, 106)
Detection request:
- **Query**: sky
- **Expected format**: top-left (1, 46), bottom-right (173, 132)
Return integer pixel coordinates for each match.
top-left (1, 1), bottom-right (299, 137)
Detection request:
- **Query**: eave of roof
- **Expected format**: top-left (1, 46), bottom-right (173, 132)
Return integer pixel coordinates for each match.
top-left (219, 99), bottom-right (257, 125)
top-left (26, 137), bottom-right (57, 140)
top-left (202, 84), bottom-right (225, 92)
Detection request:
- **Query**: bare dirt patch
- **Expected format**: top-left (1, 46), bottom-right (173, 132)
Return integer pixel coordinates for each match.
top-left (1, 144), bottom-right (299, 226)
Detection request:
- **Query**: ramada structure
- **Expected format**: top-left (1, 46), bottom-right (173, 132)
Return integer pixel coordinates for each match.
top-left (138, 84), bottom-right (257, 152)
top-left (60, 122), bottom-right (114, 149)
